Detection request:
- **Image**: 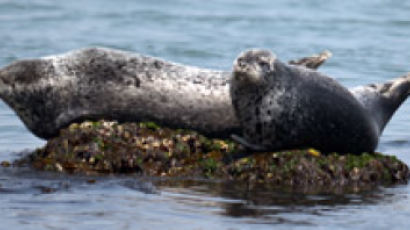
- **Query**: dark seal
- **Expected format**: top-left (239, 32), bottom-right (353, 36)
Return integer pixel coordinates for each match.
top-left (230, 49), bottom-right (410, 154)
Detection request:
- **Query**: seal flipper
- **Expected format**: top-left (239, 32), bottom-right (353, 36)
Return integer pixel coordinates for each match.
top-left (350, 73), bottom-right (410, 133)
top-left (231, 134), bottom-right (266, 151)
top-left (288, 50), bottom-right (332, 70)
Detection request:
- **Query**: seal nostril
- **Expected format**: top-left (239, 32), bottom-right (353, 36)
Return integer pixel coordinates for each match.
top-left (260, 62), bottom-right (270, 72)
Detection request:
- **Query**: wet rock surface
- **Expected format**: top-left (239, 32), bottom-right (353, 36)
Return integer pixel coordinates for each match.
top-left (12, 120), bottom-right (409, 189)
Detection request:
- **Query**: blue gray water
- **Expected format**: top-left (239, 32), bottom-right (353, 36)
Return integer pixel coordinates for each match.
top-left (0, 0), bottom-right (410, 229)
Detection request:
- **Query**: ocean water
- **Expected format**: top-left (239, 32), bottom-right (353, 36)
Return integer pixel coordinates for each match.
top-left (0, 0), bottom-right (410, 229)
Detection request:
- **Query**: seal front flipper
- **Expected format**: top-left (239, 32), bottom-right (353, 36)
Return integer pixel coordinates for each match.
top-left (350, 73), bottom-right (410, 134)
top-left (288, 50), bottom-right (332, 70)
top-left (231, 134), bottom-right (266, 151)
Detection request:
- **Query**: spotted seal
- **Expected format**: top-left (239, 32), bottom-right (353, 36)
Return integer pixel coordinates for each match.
top-left (230, 49), bottom-right (410, 154)
top-left (0, 47), bottom-right (329, 139)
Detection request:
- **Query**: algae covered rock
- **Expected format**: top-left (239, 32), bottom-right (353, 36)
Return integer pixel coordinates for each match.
top-left (14, 120), bottom-right (409, 188)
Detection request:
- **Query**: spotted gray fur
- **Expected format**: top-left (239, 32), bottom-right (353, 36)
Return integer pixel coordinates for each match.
top-left (0, 47), bottom-right (237, 138)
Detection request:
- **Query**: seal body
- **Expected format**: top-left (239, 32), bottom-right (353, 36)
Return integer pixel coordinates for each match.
top-left (0, 47), bottom-right (238, 139)
top-left (230, 49), bottom-right (385, 154)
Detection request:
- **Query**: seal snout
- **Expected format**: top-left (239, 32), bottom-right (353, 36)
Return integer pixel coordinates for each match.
top-left (233, 57), bottom-right (253, 77)
top-left (234, 49), bottom-right (276, 72)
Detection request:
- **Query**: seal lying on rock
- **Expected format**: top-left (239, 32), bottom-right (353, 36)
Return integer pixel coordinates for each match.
top-left (230, 49), bottom-right (410, 154)
top-left (0, 47), bottom-right (329, 139)
top-left (0, 48), bottom-right (236, 139)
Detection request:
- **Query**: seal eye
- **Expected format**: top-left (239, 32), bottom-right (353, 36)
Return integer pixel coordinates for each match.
top-left (259, 61), bottom-right (271, 72)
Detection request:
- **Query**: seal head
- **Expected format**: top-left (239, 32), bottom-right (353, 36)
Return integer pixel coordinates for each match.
top-left (232, 49), bottom-right (276, 86)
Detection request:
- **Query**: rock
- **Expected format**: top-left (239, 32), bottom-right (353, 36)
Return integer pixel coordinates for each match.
top-left (14, 120), bottom-right (409, 190)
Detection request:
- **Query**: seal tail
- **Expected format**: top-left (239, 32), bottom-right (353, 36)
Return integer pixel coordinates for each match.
top-left (351, 73), bottom-right (410, 134)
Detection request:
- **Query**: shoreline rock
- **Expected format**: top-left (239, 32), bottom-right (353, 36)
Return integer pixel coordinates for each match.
top-left (13, 120), bottom-right (409, 189)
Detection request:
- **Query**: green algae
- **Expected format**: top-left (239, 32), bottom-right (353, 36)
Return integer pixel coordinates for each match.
top-left (140, 121), bottom-right (161, 130)
top-left (13, 120), bottom-right (409, 189)
top-left (201, 158), bottom-right (219, 178)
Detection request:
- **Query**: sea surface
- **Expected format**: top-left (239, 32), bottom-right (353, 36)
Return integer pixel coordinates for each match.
top-left (1, 0), bottom-right (410, 229)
